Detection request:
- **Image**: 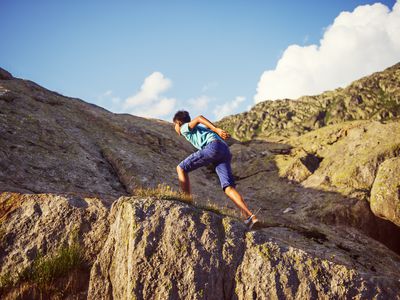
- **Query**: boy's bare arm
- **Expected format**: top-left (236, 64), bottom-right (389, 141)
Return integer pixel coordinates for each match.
top-left (189, 115), bottom-right (231, 140)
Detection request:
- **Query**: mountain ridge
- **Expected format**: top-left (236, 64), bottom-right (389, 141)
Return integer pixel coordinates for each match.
top-left (216, 62), bottom-right (400, 141)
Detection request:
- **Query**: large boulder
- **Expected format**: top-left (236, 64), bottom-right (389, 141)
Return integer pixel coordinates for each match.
top-left (276, 120), bottom-right (400, 200)
top-left (88, 196), bottom-right (400, 299)
top-left (370, 157), bottom-right (400, 227)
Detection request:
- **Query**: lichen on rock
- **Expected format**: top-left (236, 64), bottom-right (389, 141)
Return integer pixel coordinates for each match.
top-left (370, 157), bottom-right (400, 227)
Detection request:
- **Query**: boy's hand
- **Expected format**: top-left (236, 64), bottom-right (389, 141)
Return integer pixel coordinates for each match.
top-left (215, 128), bottom-right (231, 140)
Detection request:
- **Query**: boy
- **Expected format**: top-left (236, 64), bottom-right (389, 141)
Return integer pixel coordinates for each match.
top-left (173, 110), bottom-right (259, 229)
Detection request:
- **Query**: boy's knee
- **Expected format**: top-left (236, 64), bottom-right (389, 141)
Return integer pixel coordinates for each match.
top-left (223, 184), bottom-right (236, 193)
top-left (176, 165), bottom-right (185, 173)
top-left (223, 185), bottom-right (231, 192)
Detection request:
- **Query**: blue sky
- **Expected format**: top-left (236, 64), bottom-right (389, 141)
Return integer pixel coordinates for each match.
top-left (1, 0), bottom-right (398, 122)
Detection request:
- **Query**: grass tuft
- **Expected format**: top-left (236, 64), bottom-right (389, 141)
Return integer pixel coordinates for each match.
top-left (133, 183), bottom-right (238, 219)
top-left (18, 242), bottom-right (83, 286)
top-left (195, 198), bottom-right (236, 218)
top-left (0, 234), bottom-right (84, 293)
top-left (134, 183), bottom-right (193, 204)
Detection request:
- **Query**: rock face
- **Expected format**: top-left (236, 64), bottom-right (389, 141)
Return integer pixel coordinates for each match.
top-left (0, 192), bottom-right (109, 268)
top-left (223, 128), bottom-right (400, 256)
top-left (269, 119), bottom-right (400, 232)
top-left (216, 63), bottom-right (400, 141)
top-left (88, 196), bottom-right (400, 299)
top-left (0, 72), bottom-right (224, 205)
top-left (370, 157), bottom-right (400, 227)
top-left (0, 192), bottom-right (109, 298)
top-left (283, 120), bottom-right (400, 198)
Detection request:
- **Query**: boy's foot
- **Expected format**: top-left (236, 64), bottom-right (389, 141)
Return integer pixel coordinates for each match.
top-left (244, 214), bottom-right (259, 230)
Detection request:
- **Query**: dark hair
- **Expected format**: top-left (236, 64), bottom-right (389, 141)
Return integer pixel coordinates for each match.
top-left (173, 110), bottom-right (191, 124)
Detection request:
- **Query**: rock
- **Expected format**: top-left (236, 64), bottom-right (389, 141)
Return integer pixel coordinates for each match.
top-left (88, 196), bottom-right (400, 299)
top-left (0, 192), bottom-right (109, 272)
top-left (279, 157), bottom-right (313, 182)
top-left (275, 150), bottom-right (321, 183)
top-left (370, 157), bottom-right (400, 227)
top-left (0, 192), bottom-right (109, 298)
top-left (0, 68), bottom-right (13, 80)
top-left (283, 207), bottom-right (294, 214)
top-left (289, 120), bottom-right (400, 200)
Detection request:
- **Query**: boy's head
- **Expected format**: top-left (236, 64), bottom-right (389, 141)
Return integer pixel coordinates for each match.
top-left (173, 110), bottom-right (191, 135)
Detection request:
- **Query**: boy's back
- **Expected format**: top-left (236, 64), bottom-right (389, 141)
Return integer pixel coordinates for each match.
top-left (180, 123), bottom-right (225, 150)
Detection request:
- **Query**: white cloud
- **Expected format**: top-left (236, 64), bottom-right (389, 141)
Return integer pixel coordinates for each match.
top-left (255, 1), bottom-right (400, 102)
top-left (124, 72), bottom-right (172, 108)
top-left (131, 97), bottom-right (176, 118)
top-left (213, 96), bottom-right (246, 120)
top-left (122, 72), bottom-right (176, 118)
top-left (188, 95), bottom-right (211, 111)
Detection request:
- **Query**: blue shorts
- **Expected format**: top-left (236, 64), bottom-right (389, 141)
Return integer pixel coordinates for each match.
top-left (178, 139), bottom-right (236, 191)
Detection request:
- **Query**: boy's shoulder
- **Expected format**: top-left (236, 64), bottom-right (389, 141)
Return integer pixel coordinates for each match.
top-left (181, 122), bottom-right (207, 135)
top-left (180, 122), bottom-right (191, 135)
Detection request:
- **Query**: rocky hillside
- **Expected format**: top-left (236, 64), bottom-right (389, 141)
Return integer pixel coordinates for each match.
top-left (216, 63), bottom-right (400, 140)
top-left (0, 67), bottom-right (223, 205)
top-left (1, 66), bottom-right (400, 299)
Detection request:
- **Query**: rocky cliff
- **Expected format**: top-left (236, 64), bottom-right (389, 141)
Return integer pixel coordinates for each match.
top-left (1, 66), bottom-right (400, 299)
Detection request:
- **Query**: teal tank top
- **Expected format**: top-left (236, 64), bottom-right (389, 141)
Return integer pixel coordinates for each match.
top-left (180, 123), bottom-right (224, 150)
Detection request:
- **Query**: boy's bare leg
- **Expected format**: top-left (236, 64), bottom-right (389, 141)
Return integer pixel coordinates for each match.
top-left (177, 166), bottom-right (191, 196)
top-left (224, 186), bottom-right (258, 221)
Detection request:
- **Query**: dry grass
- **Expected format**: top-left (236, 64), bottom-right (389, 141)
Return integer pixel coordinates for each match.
top-left (133, 184), bottom-right (278, 230)
top-left (195, 199), bottom-right (238, 218)
top-left (134, 183), bottom-right (194, 204)
top-left (134, 183), bottom-right (240, 220)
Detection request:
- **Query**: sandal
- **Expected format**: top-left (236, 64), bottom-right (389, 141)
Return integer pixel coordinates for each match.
top-left (244, 208), bottom-right (261, 230)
